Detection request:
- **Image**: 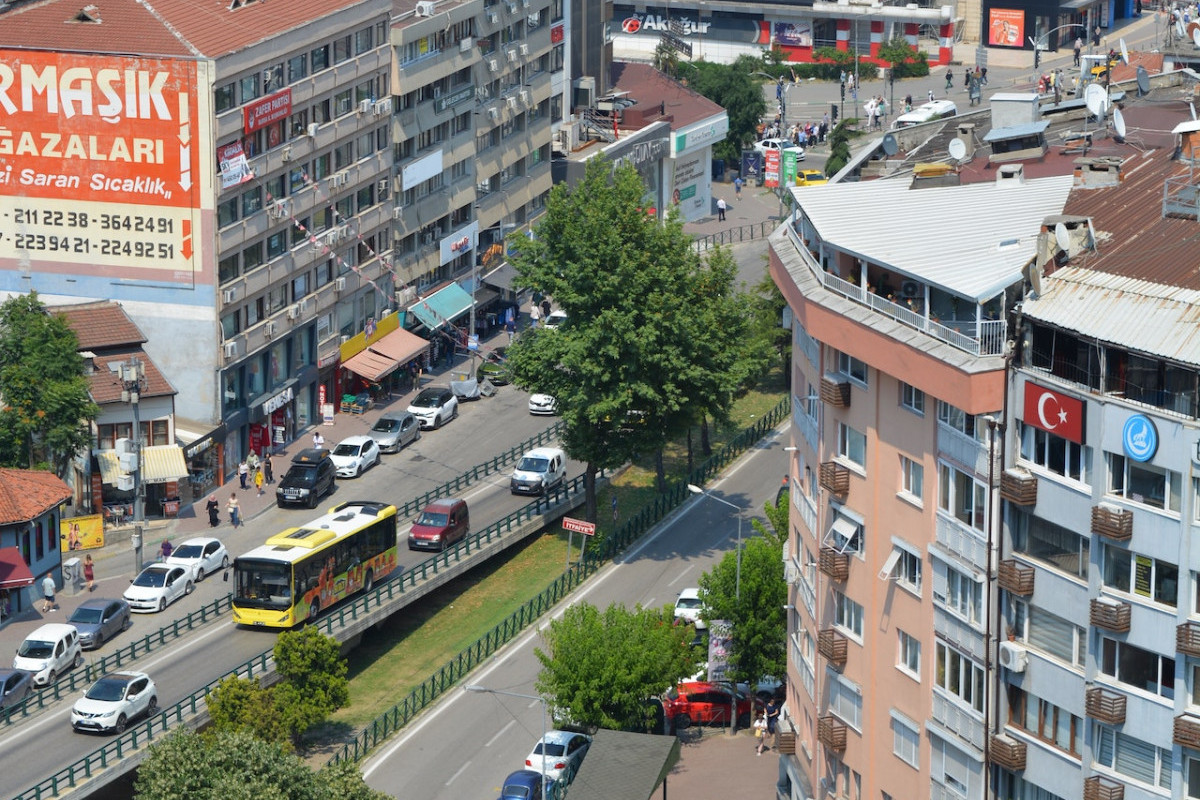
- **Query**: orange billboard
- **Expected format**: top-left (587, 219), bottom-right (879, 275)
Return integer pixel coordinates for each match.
top-left (988, 9), bottom-right (1025, 47)
top-left (0, 50), bottom-right (212, 281)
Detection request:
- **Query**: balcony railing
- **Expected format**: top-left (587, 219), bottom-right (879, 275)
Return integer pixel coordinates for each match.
top-left (1083, 775), bottom-right (1124, 800)
top-left (1176, 714), bottom-right (1200, 750)
top-left (998, 560), bottom-right (1035, 596)
top-left (1179, 621), bottom-right (1200, 659)
top-left (990, 734), bottom-right (1027, 771)
top-left (1091, 503), bottom-right (1133, 541)
top-left (817, 715), bottom-right (847, 752)
top-left (818, 628), bottom-right (849, 668)
top-left (1085, 686), bottom-right (1127, 725)
top-left (1000, 468), bottom-right (1037, 506)
top-left (819, 547), bottom-right (850, 581)
top-left (819, 461), bottom-right (850, 497)
top-left (1090, 597), bottom-right (1131, 633)
top-left (820, 375), bottom-right (851, 407)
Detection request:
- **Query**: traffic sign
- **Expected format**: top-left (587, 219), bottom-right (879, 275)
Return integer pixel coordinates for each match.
top-left (561, 517), bottom-right (596, 536)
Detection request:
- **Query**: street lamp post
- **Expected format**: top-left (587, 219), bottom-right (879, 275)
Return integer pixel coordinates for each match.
top-left (119, 357), bottom-right (147, 572)
top-left (464, 684), bottom-right (548, 776)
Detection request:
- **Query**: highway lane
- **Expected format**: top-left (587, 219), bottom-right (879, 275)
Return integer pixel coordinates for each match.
top-left (360, 423), bottom-right (791, 800)
top-left (0, 384), bottom-right (580, 800)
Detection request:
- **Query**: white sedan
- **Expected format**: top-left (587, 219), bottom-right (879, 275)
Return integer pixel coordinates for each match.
top-left (524, 730), bottom-right (593, 782)
top-left (528, 394), bottom-right (558, 416)
top-left (753, 138), bottom-right (804, 161)
top-left (674, 587), bottom-right (706, 629)
top-left (123, 564), bottom-right (193, 613)
top-left (71, 671), bottom-right (157, 734)
top-left (329, 435), bottom-right (381, 478)
top-left (165, 537), bottom-right (229, 582)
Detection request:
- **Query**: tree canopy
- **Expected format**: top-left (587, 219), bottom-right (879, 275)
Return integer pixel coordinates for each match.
top-left (535, 602), bottom-right (702, 731)
top-left (684, 56), bottom-right (767, 164)
top-left (0, 292), bottom-right (98, 476)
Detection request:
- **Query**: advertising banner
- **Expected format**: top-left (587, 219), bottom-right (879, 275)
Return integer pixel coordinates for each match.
top-left (0, 50), bottom-right (209, 281)
top-left (741, 151), bottom-right (763, 184)
top-left (60, 515), bottom-right (105, 551)
top-left (764, 149), bottom-right (781, 188)
top-left (218, 141), bottom-right (253, 189)
top-left (988, 9), bottom-right (1025, 47)
top-left (243, 88), bottom-right (291, 134)
top-left (774, 21), bottom-right (813, 47)
top-left (782, 149), bottom-right (800, 185)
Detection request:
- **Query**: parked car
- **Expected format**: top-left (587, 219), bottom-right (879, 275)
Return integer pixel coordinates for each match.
top-left (752, 137), bottom-right (789, 156)
top-left (71, 671), bottom-right (157, 734)
top-left (329, 435), bottom-right (381, 478)
top-left (123, 563), bottom-right (192, 613)
top-left (499, 769), bottom-right (556, 800)
top-left (276, 448), bottom-right (336, 508)
top-left (67, 598), bottom-right (131, 649)
top-left (408, 498), bottom-right (469, 551)
top-left (673, 587), bottom-right (705, 629)
top-left (13, 623), bottom-right (82, 686)
top-left (477, 347), bottom-right (509, 385)
top-left (510, 447), bottom-right (567, 496)
top-left (407, 386), bottom-right (459, 429)
top-left (662, 681), bottom-right (756, 730)
top-left (0, 668), bottom-right (33, 710)
top-left (165, 537), bottom-right (229, 582)
top-left (528, 394), bottom-right (558, 416)
top-left (369, 411), bottom-right (421, 453)
top-left (542, 310), bottom-right (568, 330)
top-left (524, 730), bottom-right (593, 783)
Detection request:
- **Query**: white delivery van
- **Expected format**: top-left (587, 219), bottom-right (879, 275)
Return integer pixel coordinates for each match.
top-left (14, 623), bottom-right (82, 686)
top-left (510, 447), bottom-right (567, 496)
top-left (892, 100), bottom-right (958, 129)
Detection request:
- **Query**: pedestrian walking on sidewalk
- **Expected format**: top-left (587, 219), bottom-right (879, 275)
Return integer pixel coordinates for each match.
top-left (160, 539), bottom-right (173, 561)
top-left (1073, 37), bottom-right (1082, 66)
top-left (312, 431), bottom-right (325, 449)
top-left (945, 68), bottom-right (953, 92)
top-left (754, 714), bottom-right (768, 755)
top-left (238, 459), bottom-right (249, 490)
top-left (765, 695), bottom-right (781, 749)
top-left (717, 197), bottom-right (727, 221)
top-left (41, 573), bottom-right (57, 612)
top-left (227, 494), bottom-right (241, 528)
top-left (255, 467), bottom-right (265, 497)
top-left (206, 495), bottom-right (220, 527)
top-left (734, 175), bottom-right (743, 199)
top-left (263, 454), bottom-right (273, 484)
top-left (84, 555), bottom-right (95, 592)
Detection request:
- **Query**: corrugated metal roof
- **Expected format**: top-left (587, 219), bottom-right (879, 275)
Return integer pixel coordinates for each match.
top-left (793, 175), bottom-right (1074, 301)
top-left (1023, 266), bottom-right (1200, 367)
top-left (983, 121), bottom-right (1050, 142)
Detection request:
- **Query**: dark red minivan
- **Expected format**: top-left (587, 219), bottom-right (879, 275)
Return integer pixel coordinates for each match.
top-left (407, 498), bottom-right (469, 551)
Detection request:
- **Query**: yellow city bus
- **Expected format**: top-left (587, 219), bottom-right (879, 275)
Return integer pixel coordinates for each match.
top-left (231, 500), bottom-right (399, 628)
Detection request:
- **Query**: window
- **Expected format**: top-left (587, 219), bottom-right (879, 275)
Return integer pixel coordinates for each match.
top-left (1188, 756), bottom-right (1200, 799)
top-left (1007, 686), bottom-right (1081, 756)
top-left (998, 773), bottom-right (1068, 800)
top-left (900, 455), bottom-right (923, 501)
top-left (239, 72), bottom-right (259, 103)
top-left (1108, 453), bottom-right (1181, 512)
top-left (938, 462), bottom-right (987, 533)
top-left (1102, 543), bottom-right (1179, 607)
top-left (836, 350), bottom-right (868, 384)
top-left (1095, 725), bottom-right (1172, 790)
top-left (892, 713), bottom-right (920, 767)
top-left (935, 561), bottom-right (983, 624)
top-left (310, 44), bottom-right (330, 72)
top-left (838, 423), bottom-right (866, 468)
top-left (1011, 511), bottom-right (1089, 579)
top-left (287, 53), bottom-right (308, 82)
top-left (824, 514), bottom-right (862, 556)
top-left (1018, 422), bottom-right (1088, 482)
top-left (828, 672), bottom-right (863, 729)
top-left (215, 83), bottom-right (235, 114)
top-left (333, 34), bottom-right (352, 64)
top-left (1008, 599), bottom-right (1086, 667)
top-left (895, 548), bottom-right (922, 592)
top-left (901, 382), bottom-right (925, 415)
top-left (935, 642), bottom-right (984, 712)
top-left (898, 630), bottom-right (920, 677)
top-left (1101, 637), bottom-right (1175, 698)
top-left (834, 590), bottom-right (863, 638)
top-left (937, 401), bottom-right (989, 443)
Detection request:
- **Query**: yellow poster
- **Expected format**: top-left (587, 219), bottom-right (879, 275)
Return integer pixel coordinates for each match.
top-left (60, 515), bottom-right (105, 551)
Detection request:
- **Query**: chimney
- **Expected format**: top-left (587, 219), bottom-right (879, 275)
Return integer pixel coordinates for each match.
top-left (1073, 157), bottom-right (1123, 188)
top-left (997, 163), bottom-right (1024, 186)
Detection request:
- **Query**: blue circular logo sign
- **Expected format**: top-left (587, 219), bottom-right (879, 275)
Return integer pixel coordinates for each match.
top-left (1122, 414), bottom-right (1158, 462)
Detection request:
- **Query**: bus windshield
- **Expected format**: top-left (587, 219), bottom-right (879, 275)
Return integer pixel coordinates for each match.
top-left (234, 559), bottom-right (293, 609)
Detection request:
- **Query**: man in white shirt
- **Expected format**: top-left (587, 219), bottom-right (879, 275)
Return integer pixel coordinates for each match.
top-left (717, 197), bottom-right (727, 221)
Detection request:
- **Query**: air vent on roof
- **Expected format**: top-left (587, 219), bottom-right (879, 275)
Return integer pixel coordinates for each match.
top-left (228, 0), bottom-right (263, 8)
top-left (71, 5), bottom-right (101, 22)
top-left (996, 163), bottom-right (1025, 185)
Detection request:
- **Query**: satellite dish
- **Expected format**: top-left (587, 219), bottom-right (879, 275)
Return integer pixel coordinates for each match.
top-left (1026, 262), bottom-right (1044, 298)
top-left (1119, 38), bottom-right (1129, 64)
top-left (1113, 107), bottom-right (1127, 140)
top-left (1054, 222), bottom-right (1070, 252)
top-left (948, 138), bottom-right (967, 161)
top-left (882, 133), bottom-right (899, 156)
top-left (1085, 84), bottom-right (1108, 118)
top-left (1137, 66), bottom-right (1151, 96)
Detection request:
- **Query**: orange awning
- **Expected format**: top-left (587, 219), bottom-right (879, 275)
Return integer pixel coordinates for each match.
top-left (342, 328), bottom-right (429, 382)
top-left (0, 547), bottom-right (34, 589)
top-left (342, 349), bottom-right (399, 382)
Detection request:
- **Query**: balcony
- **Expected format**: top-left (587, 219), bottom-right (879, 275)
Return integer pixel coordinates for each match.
top-left (1177, 714), bottom-right (1200, 749)
top-left (818, 628), bottom-right (848, 668)
top-left (817, 715), bottom-right (847, 752)
top-left (1090, 597), bottom-right (1131, 633)
top-left (776, 729), bottom-right (797, 755)
top-left (1000, 468), bottom-right (1037, 506)
top-left (997, 560), bottom-right (1035, 596)
top-left (1083, 776), bottom-right (1124, 800)
top-left (1179, 621), bottom-right (1200, 658)
top-left (990, 734), bottom-right (1027, 771)
top-left (819, 547), bottom-right (850, 581)
top-left (1085, 686), bottom-right (1127, 725)
top-left (820, 375), bottom-right (851, 407)
top-left (819, 461), bottom-right (850, 498)
top-left (1091, 503), bottom-right (1133, 541)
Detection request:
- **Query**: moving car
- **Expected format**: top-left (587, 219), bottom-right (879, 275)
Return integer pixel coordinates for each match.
top-left (408, 498), bottom-right (469, 551)
top-left (407, 386), bottom-right (459, 429)
top-left (13, 623), bottom-right (82, 686)
top-left (67, 598), bottom-right (131, 649)
top-left (123, 563), bottom-right (193, 613)
top-left (528, 394), bottom-right (558, 416)
top-left (752, 137), bottom-right (789, 156)
top-left (0, 668), bottom-right (33, 710)
top-left (368, 410), bottom-right (421, 453)
top-left (510, 447), bottom-right (567, 496)
top-left (673, 587), bottom-right (705, 629)
top-left (329, 435), bottom-right (381, 478)
top-left (524, 730), bottom-right (593, 782)
top-left (71, 671), bottom-right (157, 734)
top-left (794, 169), bottom-right (827, 187)
top-left (662, 681), bottom-right (757, 729)
top-left (892, 99), bottom-right (957, 129)
top-left (276, 448), bottom-right (336, 508)
top-left (165, 538), bottom-right (229, 582)
top-left (542, 310), bottom-right (568, 330)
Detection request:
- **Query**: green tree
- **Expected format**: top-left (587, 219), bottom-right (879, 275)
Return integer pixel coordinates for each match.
top-left (535, 602), bottom-right (702, 731)
top-left (273, 626), bottom-right (350, 745)
top-left (206, 675), bottom-right (289, 747)
top-left (134, 728), bottom-right (389, 800)
top-left (0, 292), bottom-right (98, 475)
top-left (686, 56), bottom-right (767, 164)
top-left (877, 37), bottom-right (929, 79)
top-left (824, 120), bottom-right (854, 178)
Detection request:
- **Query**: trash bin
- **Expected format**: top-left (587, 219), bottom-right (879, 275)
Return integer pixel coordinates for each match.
top-left (163, 498), bottom-right (180, 518)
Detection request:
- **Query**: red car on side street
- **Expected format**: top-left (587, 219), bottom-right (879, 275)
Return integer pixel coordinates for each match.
top-left (663, 681), bottom-right (758, 730)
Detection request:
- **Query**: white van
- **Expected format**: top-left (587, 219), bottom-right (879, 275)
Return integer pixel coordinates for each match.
top-left (510, 447), bottom-right (567, 495)
top-left (892, 100), bottom-right (958, 129)
top-left (13, 623), bottom-right (82, 686)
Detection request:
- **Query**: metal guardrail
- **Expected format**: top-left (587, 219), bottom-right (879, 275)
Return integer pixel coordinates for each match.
top-left (329, 397), bottom-right (792, 765)
top-left (692, 220), bottom-right (778, 252)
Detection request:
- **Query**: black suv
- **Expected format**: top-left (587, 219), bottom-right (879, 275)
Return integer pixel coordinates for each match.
top-left (275, 448), bottom-right (335, 509)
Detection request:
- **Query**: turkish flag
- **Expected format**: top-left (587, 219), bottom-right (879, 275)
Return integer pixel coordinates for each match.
top-left (1022, 383), bottom-right (1085, 444)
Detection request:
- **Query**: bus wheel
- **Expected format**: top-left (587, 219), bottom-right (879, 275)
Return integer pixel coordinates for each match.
top-left (364, 570), bottom-right (374, 594)
top-left (307, 600), bottom-right (320, 624)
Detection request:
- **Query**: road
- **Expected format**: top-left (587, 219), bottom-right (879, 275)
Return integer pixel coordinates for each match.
top-left (359, 422), bottom-right (792, 799)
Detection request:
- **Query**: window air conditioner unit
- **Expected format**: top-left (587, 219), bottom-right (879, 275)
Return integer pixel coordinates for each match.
top-left (358, 99), bottom-right (373, 114)
top-left (331, 171), bottom-right (348, 187)
top-left (998, 641), bottom-right (1028, 673)
top-left (415, 0), bottom-right (436, 16)
top-left (488, 11), bottom-right (499, 23)
top-left (287, 304), bottom-right (301, 320)
top-left (298, 298), bottom-right (310, 314)
top-left (281, 145), bottom-right (292, 162)
top-left (519, 90), bottom-right (530, 104)
top-left (307, 123), bottom-right (319, 137)
top-left (373, 98), bottom-right (392, 116)
top-left (528, 11), bottom-right (540, 25)
top-left (506, 96), bottom-right (518, 110)
top-left (423, 231), bottom-right (435, 244)
top-left (488, 107), bottom-right (499, 120)
top-left (340, 334), bottom-right (351, 344)
top-left (335, 276), bottom-right (347, 293)
top-left (505, 0), bottom-right (517, 13)
top-left (267, 199), bottom-right (290, 220)
top-left (222, 288), bottom-right (237, 303)
top-left (264, 320), bottom-right (277, 338)
top-left (519, 43), bottom-right (529, 56)
top-left (223, 341), bottom-right (238, 359)
top-left (506, 48), bottom-right (517, 62)
top-left (393, 206), bottom-right (405, 220)
top-left (461, 37), bottom-right (474, 52)
top-left (488, 59), bottom-right (499, 72)
top-left (433, 85), bottom-right (442, 99)
top-left (377, 179), bottom-right (389, 196)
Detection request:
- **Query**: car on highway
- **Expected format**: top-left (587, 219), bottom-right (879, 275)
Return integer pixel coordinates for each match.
top-left (408, 498), bottom-right (469, 551)
top-left (71, 671), bottom-right (157, 734)
top-left (673, 587), bottom-right (705, 629)
top-left (13, 623), bottom-right (82, 686)
top-left (165, 538), bottom-right (230, 583)
top-left (477, 347), bottom-right (510, 385)
top-left (0, 668), bottom-right (33, 710)
top-left (662, 681), bottom-right (756, 730)
top-left (524, 730), bottom-right (592, 782)
top-left (329, 435), bottom-right (381, 478)
top-left (408, 386), bottom-right (459, 429)
top-left (542, 310), bottom-right (568, 330)
top-left (67, 598), bottom-right (131, 649)
top-left (528, 394), bottom-right (558, 416)
top-left (510, 447), bottom-right (567, 496)
top-left (276, 448), bottom-right (336, 508)
top-left (123, 563), bottom-right (193, 613)
top-left (369, 410), bottom-right (421, 453)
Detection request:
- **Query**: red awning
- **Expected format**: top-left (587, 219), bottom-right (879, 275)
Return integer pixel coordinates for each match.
top-left (342, 327), bottom-right (429, 382)
top-left (0, 547), bottom-right (34, 589)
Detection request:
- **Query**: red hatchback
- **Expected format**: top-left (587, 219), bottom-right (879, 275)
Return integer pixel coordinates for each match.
top-left (663, 681), bottom-right (757, 730)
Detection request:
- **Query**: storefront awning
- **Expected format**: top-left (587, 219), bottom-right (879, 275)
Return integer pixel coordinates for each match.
top-left (97, 445), bottom-right (189, 485)
top-left (97, 450), bottom-right (122, 485)
top-left (0, 547), bottom-right (34, 589)
top-left (343, 327), bottom-right (429, 382)
top-left (343, 348), bottom-right (401, 382)
top-left (410, 283), bottom-right (474, 330)
top-left (482, 262), bottom-right (518, 292)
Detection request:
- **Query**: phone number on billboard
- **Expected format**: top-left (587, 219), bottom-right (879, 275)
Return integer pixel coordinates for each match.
top-left (10, 209), bottom-right (175, 234)
top-left (4, 233), bottom-right (176, 259)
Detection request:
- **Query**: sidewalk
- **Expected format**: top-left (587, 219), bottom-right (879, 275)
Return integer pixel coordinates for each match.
top-left (668, 728), bottom-right (784, 799)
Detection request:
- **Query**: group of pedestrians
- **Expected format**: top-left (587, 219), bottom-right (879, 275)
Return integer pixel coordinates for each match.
top-left (236, 451), bottom-right (273, 497)
top-left (205, 492), bottom-right (243, 528)
top-left (753, 695), bottom-right (782, 756)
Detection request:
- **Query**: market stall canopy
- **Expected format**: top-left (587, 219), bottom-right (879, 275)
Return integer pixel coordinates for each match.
top-left (342, 327), bottom-right (429, 382)
top-left (0, 547), bottom-right (34, 589)
top-left (96, 445), bottom-right (189, 485)
top-left (410, 283), bottom-right (473, 330)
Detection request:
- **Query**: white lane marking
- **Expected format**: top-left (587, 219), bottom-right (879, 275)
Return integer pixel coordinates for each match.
top-left (485, 719), bottom-right (516, 747)
top-left (668, 566), bottom-right (693, 587)
top-left (445, 761), bottom-right (472, 786)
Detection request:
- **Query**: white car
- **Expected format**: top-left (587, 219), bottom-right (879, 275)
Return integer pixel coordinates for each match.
top-left (753, 138), bottom-right (804, 161)
top-left (524, 730), bottom-right (593, 782)
top-left (71, 671), bottom-right (157, 734)
top-left (123, 563), bottom-right (193, 613)
top-left (165, 537), bottom-right (229, 582)
top-left (542, 310), bottom-right (568, 330)
top-left (674, 587), bottom-right (706, 629)
top-left (407, 386), bottom-right (459, 430)
top-left (329, 434), bottom-right (381, 478)
top-left (528, 394), bottom-right (558, 416)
